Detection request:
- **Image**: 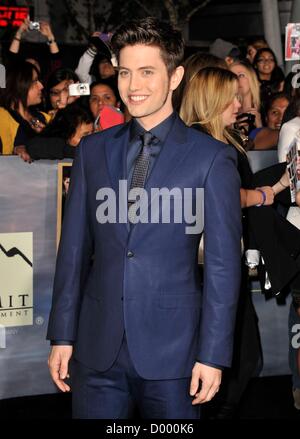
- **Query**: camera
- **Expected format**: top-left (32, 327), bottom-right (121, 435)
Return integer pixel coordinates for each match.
top-left (236, 113), bottom-right (256, 124)
top-left (68, 83), bottom-right (90, 96)
top-left (234, 112), bottom-right (256, 135)
top-left (29, 21), bottom-right (40, 31)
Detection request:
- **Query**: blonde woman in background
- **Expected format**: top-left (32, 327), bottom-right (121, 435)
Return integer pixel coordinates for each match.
top-left (180, 67), bottom-right (277, 208)
top-left (230, 60), bottom-right (263, 134)
top-left (180, 67), bottom-right (266, 418)
top-left (180, 66), bottom-right (297, 418)
top-left (173, 51), bottom-right (227, 111)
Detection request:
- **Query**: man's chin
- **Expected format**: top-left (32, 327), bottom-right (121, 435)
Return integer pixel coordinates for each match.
top-left (128, 109), bottom-right (148, 119)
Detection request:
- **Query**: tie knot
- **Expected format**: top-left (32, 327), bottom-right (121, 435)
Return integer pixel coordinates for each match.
top-left (141, 131), bottom-right (153, 147)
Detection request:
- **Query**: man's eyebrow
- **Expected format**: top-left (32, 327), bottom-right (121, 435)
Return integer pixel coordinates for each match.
top-left (117, 66), bottom-right (156, 71)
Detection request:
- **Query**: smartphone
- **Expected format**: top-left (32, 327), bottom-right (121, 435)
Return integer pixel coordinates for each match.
top-left (95, 105), bottom-right (124, 131)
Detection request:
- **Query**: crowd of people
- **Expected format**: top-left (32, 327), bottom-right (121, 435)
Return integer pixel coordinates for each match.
top-left (1, 17), bottom-right (300, 419)
top-left (0, 20), bottom-right (125, 160)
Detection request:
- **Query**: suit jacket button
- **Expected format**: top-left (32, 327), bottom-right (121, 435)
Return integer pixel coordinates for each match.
top-left (127, 250), bottom-right (134, 258)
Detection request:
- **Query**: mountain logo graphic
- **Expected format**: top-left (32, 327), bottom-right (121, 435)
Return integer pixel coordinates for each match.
top-left (0, 232), bottom-right (33, 327)
top-left (0, 243), bottom-right (32, 267)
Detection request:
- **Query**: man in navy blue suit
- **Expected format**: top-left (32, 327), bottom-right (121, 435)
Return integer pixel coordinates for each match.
top-left (47, 17), bottom-right (242, 419)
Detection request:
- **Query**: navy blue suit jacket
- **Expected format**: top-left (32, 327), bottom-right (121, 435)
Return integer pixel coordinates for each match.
top-left (47, 115), bottom-right (242, 380)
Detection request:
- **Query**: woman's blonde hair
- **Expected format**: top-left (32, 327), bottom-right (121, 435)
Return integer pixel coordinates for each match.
top-left (173, 52), bottom-right (227, 111)
top-left (230, 60), bottom-right (261, 110)
top-left (180, 66), bottom-right (245, 153)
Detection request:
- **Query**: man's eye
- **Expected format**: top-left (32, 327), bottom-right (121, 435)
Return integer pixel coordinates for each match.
top-left (143, 70), bottom-right (153, 76)
top-left (119, 70), bottom-right (129, 77)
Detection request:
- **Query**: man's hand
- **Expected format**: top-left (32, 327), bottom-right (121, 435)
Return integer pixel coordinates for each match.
top-left (48, 345), bottom-right (73, 392)
top-left (190, 362), bottom-right (222, 405)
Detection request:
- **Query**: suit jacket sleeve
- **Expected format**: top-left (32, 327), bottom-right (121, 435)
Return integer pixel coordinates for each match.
top-left (198, 145), bottom-right (242, 368)
top-left (47, 139), bottom-right (93, 341)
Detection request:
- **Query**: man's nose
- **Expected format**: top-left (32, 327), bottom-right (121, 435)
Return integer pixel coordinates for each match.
top-left (129, 73), bottom-right (141, 91)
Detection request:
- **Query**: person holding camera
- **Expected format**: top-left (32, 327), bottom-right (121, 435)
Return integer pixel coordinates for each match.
top-left (8, 18), bottom-right (61, 84)
top-left (45, 68), bottom-right (81, 118)
top-left (230, 60), bottom-right (262, 137)
top-left (10, 18), bottom-right (59, 58)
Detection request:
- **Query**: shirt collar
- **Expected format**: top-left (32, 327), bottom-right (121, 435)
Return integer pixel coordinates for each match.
top-left (129, 112), bottom-right (176, 143)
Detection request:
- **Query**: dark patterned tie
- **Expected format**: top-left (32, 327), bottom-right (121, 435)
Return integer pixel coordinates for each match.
top-left (128, 132), bottom-right (153, 216)
top-left (130, 131), bottom-right (153, 192)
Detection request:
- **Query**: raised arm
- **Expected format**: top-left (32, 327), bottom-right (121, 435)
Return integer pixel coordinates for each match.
top-left (9, 18), bottom-right (29, 54)
top-left (75, 32), bottom-right (101, 84)
top-left (39, 21), bottom-right (59, 54)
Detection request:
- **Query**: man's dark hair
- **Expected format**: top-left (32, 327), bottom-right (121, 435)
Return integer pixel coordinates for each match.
top-left (111, 17), bottom-right (184, 75)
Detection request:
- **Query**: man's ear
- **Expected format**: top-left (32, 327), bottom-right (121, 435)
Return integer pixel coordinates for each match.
top-left (170, 66), bottom-right (185, 91)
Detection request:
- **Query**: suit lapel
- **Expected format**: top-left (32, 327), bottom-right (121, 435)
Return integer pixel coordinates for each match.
top-left (104, 123), bottom-right (130, 235)
top-left (132, 116), bottom-right (196, 230)
top-left (104, 117), bottom-right (195, 236)
top-left (145, 116), bottom-right (190, 191)
top-left (104, 123), bottom-right (129, 193)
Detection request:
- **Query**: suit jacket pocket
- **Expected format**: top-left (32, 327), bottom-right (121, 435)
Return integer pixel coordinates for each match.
top-left (159, 292), bottom-right (202, 309)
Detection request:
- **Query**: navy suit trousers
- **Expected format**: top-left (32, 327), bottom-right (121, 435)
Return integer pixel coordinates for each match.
top-left (72, 335), bottom-right (200, 419)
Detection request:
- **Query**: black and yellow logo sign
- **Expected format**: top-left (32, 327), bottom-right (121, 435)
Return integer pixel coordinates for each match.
top-left (0, 233), bottom-right (33, 327)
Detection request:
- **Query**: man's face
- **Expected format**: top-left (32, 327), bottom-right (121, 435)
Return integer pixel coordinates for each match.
top-left (118, 44), bottom-right (174, 129)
